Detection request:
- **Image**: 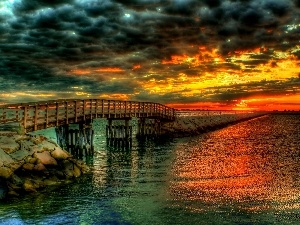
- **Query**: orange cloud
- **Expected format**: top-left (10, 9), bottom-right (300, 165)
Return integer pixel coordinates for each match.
top-left (132, 64), bottom-right (141, 70)
top-left (71, 69), bottom-right (91, 75)
top-left (94, 67), bottom-right (125, 72)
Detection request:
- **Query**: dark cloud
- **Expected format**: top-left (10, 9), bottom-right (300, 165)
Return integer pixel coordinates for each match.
top-left (203, 0), bottom-right (221, 8)
top-left (0, 0), bottom-right (299, 105)
top-left (13, 0), bottom-right (74, 14)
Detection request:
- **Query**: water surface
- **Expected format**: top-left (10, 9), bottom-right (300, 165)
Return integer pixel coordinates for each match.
top-left (1, 114), bottom-right (300, 225)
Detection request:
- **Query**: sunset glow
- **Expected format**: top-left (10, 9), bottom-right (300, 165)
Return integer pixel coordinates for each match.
top-left (0, 0), bottom-right (299, 111)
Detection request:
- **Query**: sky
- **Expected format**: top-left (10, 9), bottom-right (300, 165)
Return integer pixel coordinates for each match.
top-left (0, 0), bottom-right (300, 111)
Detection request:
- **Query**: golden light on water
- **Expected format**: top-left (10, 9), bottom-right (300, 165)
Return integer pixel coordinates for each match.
top-left (169, 115), bottom-right (300, 211)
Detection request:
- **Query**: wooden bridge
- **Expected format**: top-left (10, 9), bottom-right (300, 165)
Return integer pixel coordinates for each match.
top-left (0, 99), bottom-right (176, 132)
top-left (0, 99), bottom-right (176, 153)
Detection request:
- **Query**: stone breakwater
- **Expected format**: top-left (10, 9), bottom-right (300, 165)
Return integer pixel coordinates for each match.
top-left (0, 132), bottom-right (89, 199)
top-left (161, 113), bottom-right (266, 137)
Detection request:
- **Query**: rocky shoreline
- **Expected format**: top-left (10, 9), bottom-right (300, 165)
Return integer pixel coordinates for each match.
top-left (161, 113), bottom-right (266, 137)
top-left (0, 132), bottom-right (89, 199)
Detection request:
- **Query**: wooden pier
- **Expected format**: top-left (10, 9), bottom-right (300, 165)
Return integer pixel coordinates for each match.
top-left (0, 99), bottom-right (176, 153)
top-left (0, 99), bottom-right (175, 132)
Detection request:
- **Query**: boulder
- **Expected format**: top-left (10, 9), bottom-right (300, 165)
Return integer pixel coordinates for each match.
top-left (69, 158), bottom-right (90, 174)
top-left (33, 151), bottom-right (57, 166)
top-left (29, 157), bottom-right (37, 164)
top-left (12, 134), bottom-right (29, 142)
top-left (7, 161), bottom-right (25, 172)
top-left (73, 164), bottom-right (81, 178)
top-left (51, 147), bottom-right (71, 160)
top-left (10, 174), bottom-right (23, 186)
top-left (25, 156), bottom-right (37, 164)
top-left (7, 190), bottom-right (19, 197)
top-left (0, 136), bottom-right (20, 154)
top-left (43, 176), bottom-right (60, 186)
top-left (19, 140), bottom-right (35, 152)
top-left (23, 179), bottom-right (37, 192)
top-left (30, 135), bottom-right (46, 145)
top-left (23, 163), bottom-right (34, 171)
top-left (63, 160), bottom-right (74, 178)
top-left (0, 148), bottom-right (14, 166)
top-left (33, 163), bottom-right (47, 172)
top-left (0, 166), bottom-right (13, 179)
top-left (7, 181), bottom-right (22, 191)
top-left (39, 140), bottom-right (58, 152)
top-left (10, 148), bottom-right (33, 161)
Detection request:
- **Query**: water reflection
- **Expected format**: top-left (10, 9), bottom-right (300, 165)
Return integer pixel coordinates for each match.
top-left (1, 115), bottom-right (300, 224)
top-left (169, 115), bottom-right (300, 213)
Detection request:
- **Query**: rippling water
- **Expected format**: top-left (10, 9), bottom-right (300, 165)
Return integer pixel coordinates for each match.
top-left (1, 114), bottom-right (300, 225)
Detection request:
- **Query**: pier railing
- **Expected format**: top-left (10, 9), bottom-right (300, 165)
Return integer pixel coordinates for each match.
top-left (0, 99), bottom-right (176, 132)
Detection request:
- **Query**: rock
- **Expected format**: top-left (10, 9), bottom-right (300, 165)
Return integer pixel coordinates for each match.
top-left (7, 182), bottom-right (22, 191)
top-left (7, 190), bottom-right (19, 197)
top-left (0, 166), bottom-right (13, 179)
top-left (63, 160), bottom-right (74, 178)
top-left (0, 136), bottom-right (20, 154)
top-left (39, 140), bottom-right (58, 152)
top-left (33, 163), bottom-right (47, 172)
top-left (30, 135), bottom-right (46, 145)
top-left (33, 178), bottom-right (45, 188)
top-left (43, 176), bottom-right (60, 186)
top-left (10, 148), bottom-right (33, 161)
top-left (33, 151), bottom-right (57, 166)
top-left (68, 158), bottom-right (90, 174)
top-left (10, 174), bottom-right (23, 186)
top-left (29, 157), bottom-right (37, 164)
top-left (51, 147), bottom-right (71, 160)
top-left (0, 148), bottom-right (14, 166)
top-left (23, 179), bottom-right (37, 192)
top-left (12, 134), bottom-right (28, 142)
top-left (19, 140), bottom-right (35, 152)
top-left (7, 161), bottom-right (25, 172)
top-left (73, 164), bottom-right (81, 178)
top-left (23, 163), bottom-right (34, 171)
top-left (25, 156), bottom-right (37, 164)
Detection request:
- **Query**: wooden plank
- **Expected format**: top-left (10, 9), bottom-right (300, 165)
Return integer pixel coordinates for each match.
top-left (108, 100), bottom-right (110, 117)
top-left (75, 100), bottom-right (78, 122)
top-left (113, 100), bottom-right (116, 116)
top-left (90, 99), bottom-right (93, 120)
top-left (34, 104), bottom-right (38, 131)
top-left (95, 99), bottom-right (98, 118)
top-left (55, 102), bottom-right (59, 127)
top-left (83, 99), bottom-right (86, 121)
top-left (125, 101), bottom-right (127, 116)
top-left (65, 101), bottom-right (69, 124)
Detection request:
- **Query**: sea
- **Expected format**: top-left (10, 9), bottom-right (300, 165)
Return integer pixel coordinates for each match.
top-left (0, 113), bottom-right (300, 225)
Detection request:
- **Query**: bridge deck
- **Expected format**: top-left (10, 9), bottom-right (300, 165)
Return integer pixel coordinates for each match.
top-left (0, 99), bottom-right (176, 132)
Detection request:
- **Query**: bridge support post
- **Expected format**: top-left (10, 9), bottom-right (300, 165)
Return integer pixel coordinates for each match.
top-left (106, 118), bottom-right (132, 149)
top-left (55, 121), bottom-right (94, 158)
top-left (137, 118), bottom-right (161, 138)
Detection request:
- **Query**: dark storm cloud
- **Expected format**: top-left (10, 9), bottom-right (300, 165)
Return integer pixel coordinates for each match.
top-left (13, 0), bottom-right (74, 14)
top-left (0, 57), bottom-right (136, 96)
top-left (0, 0), bottom-right (299, 104)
